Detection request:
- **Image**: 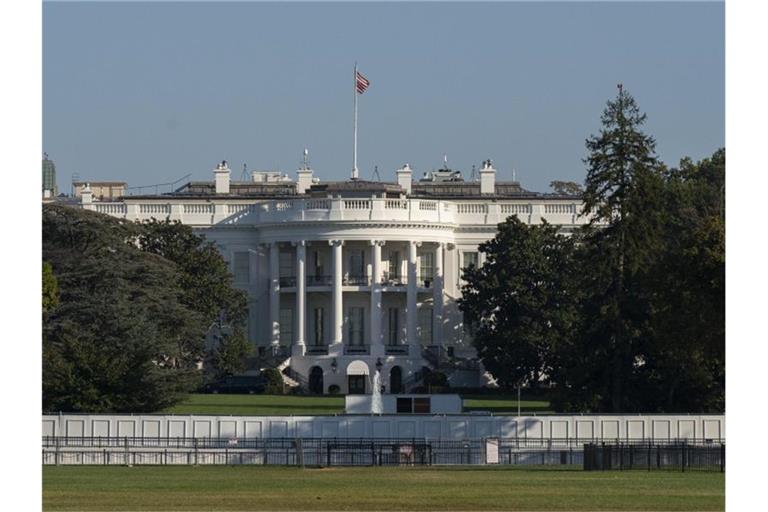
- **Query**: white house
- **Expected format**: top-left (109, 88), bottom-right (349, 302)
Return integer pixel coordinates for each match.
top-left (81, 159), bottom-right (589, 395)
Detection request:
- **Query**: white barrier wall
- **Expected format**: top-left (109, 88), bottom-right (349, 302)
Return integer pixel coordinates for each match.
top-left (43, 413), bottom-right (725, 441)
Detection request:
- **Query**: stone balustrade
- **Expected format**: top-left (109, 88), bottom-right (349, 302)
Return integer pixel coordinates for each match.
top-left (83, 196), bottom-right (589, 226)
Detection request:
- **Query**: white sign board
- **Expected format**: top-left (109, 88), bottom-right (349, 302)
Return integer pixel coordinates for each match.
top-left (485, 438), bottom-right (499, 464)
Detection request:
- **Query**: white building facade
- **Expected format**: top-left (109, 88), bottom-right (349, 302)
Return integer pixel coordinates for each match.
top-left (80, 160), bottom-right (589, 394)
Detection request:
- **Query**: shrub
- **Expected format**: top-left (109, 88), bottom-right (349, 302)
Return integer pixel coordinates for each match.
top-left (261, 368), bottom-right (284, 395)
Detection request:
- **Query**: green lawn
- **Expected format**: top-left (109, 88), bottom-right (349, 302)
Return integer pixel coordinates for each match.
top-left (43, 466), bottom-right (724, 511)
top-left (165, 393), bottom-right (553, 415)
top-left (165, 394), bottom-right (345, 415)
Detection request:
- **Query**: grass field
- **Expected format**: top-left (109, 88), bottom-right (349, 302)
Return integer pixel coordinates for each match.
top-left (164, 393), bottom-right (553, 415)
top-left (43, 466), bottom-right (724, 511)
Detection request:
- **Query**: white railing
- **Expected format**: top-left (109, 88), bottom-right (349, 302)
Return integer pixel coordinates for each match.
top-left (385, 199), bottom-right (408, 210)
top-left (457, 203), bottom-right (487, 214)
top-left (183, 204), bottom-right (214, 214)
top-left (544, 204), bottom-right (577, 214)
top-left (139, 204), bottom-right (170, 215)
top-left (94, 203), bottom-right (126, 215)
top-left (85, 197), bottom-right (589, 227)
top-left (500, 204), bottom-right (532, 215)
top-left (227, 204), bottom-right (255, 215)
top-left (305, 199), bottom-right (331, 210)
top-left (344, 199), bottom-right (371, 210)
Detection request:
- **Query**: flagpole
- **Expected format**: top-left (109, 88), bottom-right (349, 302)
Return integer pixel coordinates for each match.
top-left (353, 62), bottom-right (359, 180)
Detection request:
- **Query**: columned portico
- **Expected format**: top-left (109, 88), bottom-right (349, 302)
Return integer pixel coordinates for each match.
top-left (433, 242), bottom-right (444, 347)
top-left (370, 240), bottom-right (384, 355)
top-left (331, 240), bottom-right (344, 347)
top-left (269, 242), bottom-right (280, 347)
top-left (293, 240), bottom-right (306, 356)
top-left (407, 241), bottom-right (420, 348)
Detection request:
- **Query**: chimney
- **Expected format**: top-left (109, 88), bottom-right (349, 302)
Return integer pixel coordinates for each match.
top-left (296, 148), bottom-right (314, 194)
top-left (479, 159), bottom-right (496, 195)
top-left (396, 163), bottom-right (413, 195)
top-left (81, 183), bottom-right (93, 209)
top-left (214, 160), bottom-right (230, 194)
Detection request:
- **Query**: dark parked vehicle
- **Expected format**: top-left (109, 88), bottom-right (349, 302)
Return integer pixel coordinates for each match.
top-left (202, 375), bottom-right (267, 394)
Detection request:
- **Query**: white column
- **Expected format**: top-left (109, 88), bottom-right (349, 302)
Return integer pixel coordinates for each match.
top-left (370, 240), bottom-right (383, 354)
top-left (331, 240), bottom-right (344, 346)
top-left (433, 243), bottom-right (444, 348)
top-left (269, 242), bottom-right (280, 347)
top-left (294, 241), bottom-right (306, 355)
top-left (406, 241), bottom-right (419, 348)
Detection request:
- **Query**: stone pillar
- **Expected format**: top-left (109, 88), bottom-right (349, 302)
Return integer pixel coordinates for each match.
top-left (331, 240), bottom-right (344, 346)
top-left (370, 240), bottom-right (383, 355)
top-left (433, 243), bottom-right (444, 347)
top-left (269, 243), bottom-right (281, 347)
top-left (407, 241), bottom-right (420, 348)
top-left (294, 241), bottom-right (306, 355)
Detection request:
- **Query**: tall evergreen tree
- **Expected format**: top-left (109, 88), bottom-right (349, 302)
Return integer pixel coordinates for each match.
top-left (575, 85), bottom-right (666, 412)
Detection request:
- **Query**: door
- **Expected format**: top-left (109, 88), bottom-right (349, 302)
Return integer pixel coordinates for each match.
top-left (348, 375), bottom-right (366, 395)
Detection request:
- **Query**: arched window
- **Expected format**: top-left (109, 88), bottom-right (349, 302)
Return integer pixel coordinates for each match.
top-left (390, 366), bottom-right (403, 394)
top-left (308, 366), bottom-right (324, 395)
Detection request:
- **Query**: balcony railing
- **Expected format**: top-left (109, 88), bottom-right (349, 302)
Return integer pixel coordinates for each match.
top-left (344, 275), bottom-right (370, 286)
top-left (307, 275), bottom-right (332, 286)
top-left (305, 345), bottom-right (329, 355)
top-left (279, 276), bottom-right (296, 287)
top-left (344, 345), bottom-right (370, 355)
top-left (416, 275), bottom-right (434, 288)
top-left (380, 274), bottom-right (406, 286)
top-left (385, 345), bottom-right (409, 356)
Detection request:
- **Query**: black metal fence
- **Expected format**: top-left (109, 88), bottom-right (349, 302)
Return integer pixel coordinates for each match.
top-left (42, 436), bottom-right (724, 468)
top-left (583, 441), bottom-right (725, 472)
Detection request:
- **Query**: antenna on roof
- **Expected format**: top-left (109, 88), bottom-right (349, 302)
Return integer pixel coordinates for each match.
top-left (240, 163), bottom-right (249, 182)
top-left (512, 168), bottom-right (516, 182)
top-left (443, 154), bottom-right (448, 168)
top-left (302, 148), bottom-right (310, 170)
top-left (372, 165), bottom-right (381, 182)
top-left (470, 164), bottom-right (477, 182)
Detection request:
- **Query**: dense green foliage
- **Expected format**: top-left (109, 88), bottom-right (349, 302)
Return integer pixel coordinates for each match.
top-left (261, 368), bottom-right (286, 395)
top-left (460, 87), bottom-right (724, 413)
top-left (43, 466), bottom-right (725, 511)
top-left (42, 205), bottom-right (250, 412)
top-left (549, 180), bottom-right (584, 195)
top-left (42, 261), bottom-right (59, 313)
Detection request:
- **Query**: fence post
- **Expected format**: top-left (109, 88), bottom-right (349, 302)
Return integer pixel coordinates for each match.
top-left (124, 437), bottom-right (130, 467)
top-left (194, 437), bottom-right (198, 466)
top-left (720, 443), bottom-right (725, 473)
top-left (681, 441), bottom-right (686, 473)
top-left (55, 436), bottom-right (60, 466)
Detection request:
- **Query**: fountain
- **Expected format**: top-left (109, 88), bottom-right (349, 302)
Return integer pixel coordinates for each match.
top-left (370, 370), bottom-right (384, 414)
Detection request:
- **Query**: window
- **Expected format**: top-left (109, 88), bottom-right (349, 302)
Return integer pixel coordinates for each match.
top-left (419, 252), bottom-right (434, 281)
top-left (387, 307), bottom-right (400, 345)
top-left (388, 251), bottom-right (400, 278)
top-left (396, 397), bottom-right (412, 413)
top-left (348, 375), bottom-right (366, 394)
top-left (279, 250), bottom-right (294, 277)
top-left (418, 307), bottom-right (433, 345)
top-left (279, 309), bottom-right (293, 345)
top-left (349, 249), bottom-right (365, 277)
top-left (460, 251), bottom-right (478, 282)
top-left (348, 307), bottom-right (365, 345)
top-left (313, 251), bottom-right (325, 276)
top-left (313, 308), bottom-right (325, 346)
top-left (233, 252), bottom-right (250, 285)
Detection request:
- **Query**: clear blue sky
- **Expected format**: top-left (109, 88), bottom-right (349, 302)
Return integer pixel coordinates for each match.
top-left (43, 1), bottom-right (724, 194)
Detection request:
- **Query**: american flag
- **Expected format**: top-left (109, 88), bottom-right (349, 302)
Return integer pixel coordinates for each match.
top-left (356, 71), bottom-right (370, 94)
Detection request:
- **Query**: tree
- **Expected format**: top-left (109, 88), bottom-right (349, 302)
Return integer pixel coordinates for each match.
top-left (459, 216), bottom-right (579, 390)
top-left (135, 220), bottom-right (249, 378)
top-left (549, 180), bottom-right (584, 196)
top-left (42, 205), bottom-right (208, 412)
top-left (569, 85), bottom-right (666, 412)
top-left (42, 261), bottom-right (59, 313)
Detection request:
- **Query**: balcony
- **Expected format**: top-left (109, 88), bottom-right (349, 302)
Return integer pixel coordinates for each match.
top-left (306, 275), bottom-right (332, 286)
top-left (416, 275), bottom-right (434, 288)
top-left (380, 273), bottom-right (406, 287)
top-left (344, 345), bottom-right (370, 355)
top-left (344, 274), bottom-right (370, 286)
top-left (385, 345), bottom-right (409, 356)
